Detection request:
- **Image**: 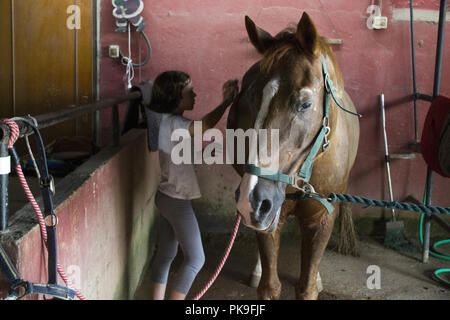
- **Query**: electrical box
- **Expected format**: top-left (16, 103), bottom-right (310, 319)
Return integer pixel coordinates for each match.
top-left (371, 16), bottom-right (388, 29)
top-left (109, 45), bottom-right (120, 58)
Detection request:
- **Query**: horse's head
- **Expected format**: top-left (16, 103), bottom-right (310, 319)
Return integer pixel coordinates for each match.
top-left (228, 13), bottom-right (343, 232)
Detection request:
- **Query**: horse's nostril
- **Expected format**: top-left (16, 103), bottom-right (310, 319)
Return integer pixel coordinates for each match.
top-left (260, 199), bottom-right (272, 214)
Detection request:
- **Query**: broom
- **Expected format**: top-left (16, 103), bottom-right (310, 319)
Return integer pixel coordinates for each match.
top-left (380, 94), bottom-right (417, 252)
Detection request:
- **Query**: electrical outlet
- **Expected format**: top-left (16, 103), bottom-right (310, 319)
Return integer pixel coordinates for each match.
top-left (109, 45), bottom-right (120, 58)
top-left (372, 16), bottom-right (388, 29)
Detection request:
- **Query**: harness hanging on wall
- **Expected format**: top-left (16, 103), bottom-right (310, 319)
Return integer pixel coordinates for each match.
top-left (112, 0), bottom-right (152, 90)
top-left (421, 95), bottom-right (450, 178)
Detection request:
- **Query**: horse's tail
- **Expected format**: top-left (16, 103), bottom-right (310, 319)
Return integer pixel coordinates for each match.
top-left (337, 201), bottom-right (360, 257)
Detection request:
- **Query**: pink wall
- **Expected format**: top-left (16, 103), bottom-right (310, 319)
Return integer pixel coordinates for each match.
top-left (100, 0), bottom-right (450, 213)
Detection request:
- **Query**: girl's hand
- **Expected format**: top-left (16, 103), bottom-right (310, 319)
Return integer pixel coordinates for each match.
top-left (222, 80), bottom-right (239, 106)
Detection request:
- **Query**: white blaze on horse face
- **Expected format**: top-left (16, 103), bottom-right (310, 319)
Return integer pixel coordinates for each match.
top-left (237, 78), bottom-right (280, 227)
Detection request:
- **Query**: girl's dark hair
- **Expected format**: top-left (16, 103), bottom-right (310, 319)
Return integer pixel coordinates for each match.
top-left (150, 71), bottom-right (191, 113)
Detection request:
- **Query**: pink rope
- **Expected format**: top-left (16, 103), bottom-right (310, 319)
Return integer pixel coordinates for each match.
top-left (193, 215), bottom-right (241, 300)
top-left (2, 119), bottom-right (86, 300)
top-left (2, 119), bottom-right (19, 149)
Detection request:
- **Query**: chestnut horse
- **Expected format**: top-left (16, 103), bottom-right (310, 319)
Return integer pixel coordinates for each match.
top-left (227, 13), bottom-right (360, 300)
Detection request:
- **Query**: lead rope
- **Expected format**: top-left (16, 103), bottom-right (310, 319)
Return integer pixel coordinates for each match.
top-left (2, 119), bottom-right (86, 300)
top-left (193, 215), bottom-right (241, 300)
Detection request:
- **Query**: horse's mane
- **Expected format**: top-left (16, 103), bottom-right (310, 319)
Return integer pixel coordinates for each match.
top-left (259, 27), bottom-right (331, 75)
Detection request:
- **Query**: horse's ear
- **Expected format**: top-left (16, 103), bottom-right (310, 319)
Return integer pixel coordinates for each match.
top-left (296, 12), bottom-right (319, 56)
top-left (245, 16), bottom-right (275, 54)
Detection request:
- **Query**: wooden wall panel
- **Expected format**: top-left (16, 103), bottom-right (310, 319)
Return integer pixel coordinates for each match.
top-left (3, 0), bottom-right (93, 146)
top-left (0, 1), bottom-right (13, 117)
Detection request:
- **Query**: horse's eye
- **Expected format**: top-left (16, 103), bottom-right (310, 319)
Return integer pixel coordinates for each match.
top-left (296, 101), bottom-right (313, 112)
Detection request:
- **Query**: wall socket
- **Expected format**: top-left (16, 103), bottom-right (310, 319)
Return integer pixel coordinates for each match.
top-left (109, 45), bottom-right (120, 58)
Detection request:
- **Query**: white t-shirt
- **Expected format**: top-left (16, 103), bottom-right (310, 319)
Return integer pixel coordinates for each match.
top-left (157, 114), bottom-right (202, 200)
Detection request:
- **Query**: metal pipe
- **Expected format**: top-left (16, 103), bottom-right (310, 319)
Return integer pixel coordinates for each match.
top-left (0, 126), bottom-right (10, 232)
top-left (422, 166), bottom-right (433, 263)
top-left (380, 94), bottom-right (396, 221)
top-left (409, 0), bottom-right (418, 141)
top-left (34, 91), bottom-right (141, 130)
top-left (433, 0), bottom-right (447, 98)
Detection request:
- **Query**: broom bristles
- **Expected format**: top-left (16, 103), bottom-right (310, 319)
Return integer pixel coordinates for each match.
top-left (337, 202), bottom-right (360, 257)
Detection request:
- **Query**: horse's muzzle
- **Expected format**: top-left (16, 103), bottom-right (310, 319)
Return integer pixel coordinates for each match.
top-left (235, 177), bottom-right (285, 233)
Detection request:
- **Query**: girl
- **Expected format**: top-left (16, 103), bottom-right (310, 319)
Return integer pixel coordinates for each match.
top-left (149, 71), bottom-right (238, 300)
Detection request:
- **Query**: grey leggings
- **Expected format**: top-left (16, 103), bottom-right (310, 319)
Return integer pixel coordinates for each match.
top-left (151, 191), bottom-right (205, 295)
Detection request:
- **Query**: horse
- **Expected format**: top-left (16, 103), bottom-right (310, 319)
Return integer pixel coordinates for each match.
top-left (226, 12), bottom-right (360, 300)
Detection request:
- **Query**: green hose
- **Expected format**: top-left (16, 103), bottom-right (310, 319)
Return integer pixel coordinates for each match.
top-left (420, 182), bottom-right (450, 286)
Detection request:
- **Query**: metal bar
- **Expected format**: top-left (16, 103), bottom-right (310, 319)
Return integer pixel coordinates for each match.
top-left (0, 139), bottom-right (9, 232)
top-left (409, 0), bottom-right (418, 141)
top-left (380, 94), bottom-right (396, 220)
top-left (433, 0), bottom-right (447, 98)
top-left (422, 167), bottom-right (433, 263)
top-left (111, 105), bottom-right (120, 146)
top-left (34, 91), bottom-right (141, 130)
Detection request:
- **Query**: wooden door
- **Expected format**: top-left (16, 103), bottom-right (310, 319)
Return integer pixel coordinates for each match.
top-left (1, 0), bottom-right (94, 149)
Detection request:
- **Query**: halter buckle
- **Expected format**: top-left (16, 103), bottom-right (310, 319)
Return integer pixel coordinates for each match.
top-left (293, 176), bottom-right (316, 194)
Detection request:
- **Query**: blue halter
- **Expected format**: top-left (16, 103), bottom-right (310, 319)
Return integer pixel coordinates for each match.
top-left (244, 54), bottom-right (362, 214)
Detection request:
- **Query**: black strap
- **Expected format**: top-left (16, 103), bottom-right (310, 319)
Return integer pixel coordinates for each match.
top-left (6, 282), bottom-right (75, 300)
top-left (46, 226), bottom-right (58, 284)
top-left (20, 119), bottom-right (59, 286)
top-left (0, 243), bottom-right (22, 287)
top-left (1, 243), bottom-right (74, 300)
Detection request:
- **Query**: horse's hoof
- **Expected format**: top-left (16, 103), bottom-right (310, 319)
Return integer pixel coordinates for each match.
top-left (249, 274), bottom-right (261, 288)
top-left (295, 286), bottom-right (319, 300)
top-left (257, 283), bottom-right (281, 300)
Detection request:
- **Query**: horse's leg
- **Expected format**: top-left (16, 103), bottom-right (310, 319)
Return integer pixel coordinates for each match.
top-left (296, 202), bottom-right (337, 300)
top-left (255, 208), bottom-right (289, 300)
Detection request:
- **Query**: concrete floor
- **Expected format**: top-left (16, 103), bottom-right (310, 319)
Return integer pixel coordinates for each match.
top-left (134, 214), bottom-right (450, 300)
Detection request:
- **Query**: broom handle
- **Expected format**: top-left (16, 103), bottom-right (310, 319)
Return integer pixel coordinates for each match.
top-left (380, 94), bottom-right (396, 221)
